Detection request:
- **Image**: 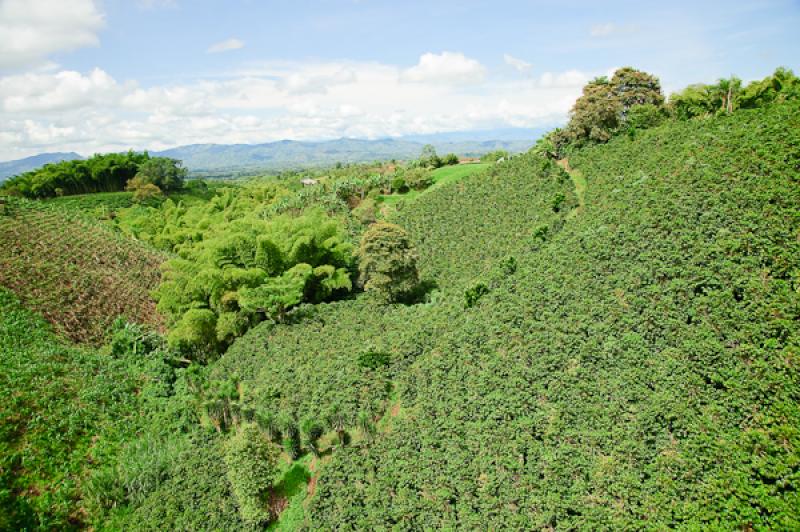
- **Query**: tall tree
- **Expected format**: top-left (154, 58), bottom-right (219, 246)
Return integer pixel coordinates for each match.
top-left (357, 222), bottom-right (420, 303)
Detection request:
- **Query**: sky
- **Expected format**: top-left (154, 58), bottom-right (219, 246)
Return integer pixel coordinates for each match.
top-left (0, 0), bottom-right (798, 161)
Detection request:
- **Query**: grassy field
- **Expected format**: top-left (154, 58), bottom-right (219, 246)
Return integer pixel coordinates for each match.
top-left (378, 162), bottom-right (490, 207)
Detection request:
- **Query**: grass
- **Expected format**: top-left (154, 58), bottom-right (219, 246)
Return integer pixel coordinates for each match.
top-left (377, 163), bottom-right (490, 207)
top-left (0, 288), bottom-right (142, 530)
top-left (267, 460), bottom-right (312, 531)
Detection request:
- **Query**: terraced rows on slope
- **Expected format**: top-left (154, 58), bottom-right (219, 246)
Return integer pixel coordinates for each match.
top-left (0, 199), bottom-right (167, 344)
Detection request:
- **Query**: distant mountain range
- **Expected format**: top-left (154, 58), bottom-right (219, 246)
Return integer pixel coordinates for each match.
top-left (154, 137), bottom-right (538, 176)
top-left (0, 152), bottom-right (83, 182)
top-left (0, 129), bottom-right (544, 180)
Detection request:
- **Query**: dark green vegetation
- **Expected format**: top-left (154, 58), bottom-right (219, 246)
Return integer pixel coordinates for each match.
top-left (301, 96), bottom-right (800, 531)
top-left (1, 151), bottom-right (186, 199)
top-left (0, 152), bottom-right (83, 182)
top-left (1, 68), bottom-right (799, 530)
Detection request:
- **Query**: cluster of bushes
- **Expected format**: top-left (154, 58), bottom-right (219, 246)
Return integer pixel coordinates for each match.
top-left (669, 67), bottom-right (800, 119)
top-left (154, 209), bottom-right (355, 357)
top-left (417, 144), bottom-right (459, 168)
top-left (480, 149), bottom-right (510, 162)
top-left (1, 151), bottom-right (187, 199)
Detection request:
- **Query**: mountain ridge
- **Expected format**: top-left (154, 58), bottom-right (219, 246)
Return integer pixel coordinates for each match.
top-left (0, 133), bottom-right (539, 180)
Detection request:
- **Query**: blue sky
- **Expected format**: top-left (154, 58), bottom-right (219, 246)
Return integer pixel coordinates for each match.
top-left (0, 0), bottom-right (798, 159)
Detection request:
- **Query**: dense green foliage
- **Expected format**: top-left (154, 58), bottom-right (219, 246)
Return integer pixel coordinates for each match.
top-left (224, 423), bottom-right (281, 524)
top-left (669, 67), bottom-right (800, 119)
top-left (153, 208), bottom-right (354, 355)
top-left (0, 289), bottom-right (185, 530)
top-left (1, 151), bottom-right (186, 199)
top-left (300, 101), bottom-right (800, 529)
top-left (480, 149), bottom-right (510, 162)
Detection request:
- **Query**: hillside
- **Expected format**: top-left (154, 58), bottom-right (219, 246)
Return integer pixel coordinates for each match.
top-left (0, 152), bottom-right (83, 182)
top-left (0, 199), bottom-right (166, 343)
top-left (219, 102), bottom-right (799, 529)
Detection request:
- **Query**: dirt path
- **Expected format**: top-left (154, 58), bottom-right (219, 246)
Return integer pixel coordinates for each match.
top-left (556, 158), bottom-right (587, 217)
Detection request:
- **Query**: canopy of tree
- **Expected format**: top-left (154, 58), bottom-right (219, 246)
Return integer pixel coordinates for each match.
top-left (357, 222), bottom-right (420, 303)
top-left (550, 67), bottom-right (664, 150)
top-left (669, 66), bottom-right (800, 119)
top-left (0, 151), bottom-right (186, 199)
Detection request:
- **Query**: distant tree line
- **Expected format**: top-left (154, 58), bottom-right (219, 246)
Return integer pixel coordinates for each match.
top-left (0, 151), bottom-right (187, 199)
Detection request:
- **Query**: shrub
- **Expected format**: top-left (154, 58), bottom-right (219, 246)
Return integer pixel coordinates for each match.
top-left (108, 319), bottom-right (163, 357)
top-left (551, 192), bottom-right (566, 212)
top-left (442, 153), bottom-right (459, 166)
top-left (224, 423), bottom-right (280, 524)
top-left (391, 176), bottom-right (408, 193)
top-left (167, 308), bottom-right (218, 358)
top-left (357, 350), bottom-right (391, 369)
top-left (404, 168), bottom-right (434, 191)
top-left (625, 103), bottom-right (667, 132)
top-left (464, 282), bottom-right (489, 308)
top-left (131, 183), bottom-right (163, 203)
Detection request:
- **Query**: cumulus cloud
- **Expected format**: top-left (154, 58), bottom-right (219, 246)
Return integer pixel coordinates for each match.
top-left (0, 56), bottom-right (600, 160)
top-left (0, 0), bottom-right (104, 70)
top-left (402, 51), bottom-right (486, 84)
top-left (207, 38), bottom-right (245, 54)
top-left (0, 68), bottom-right (125, 112)
top-left (504, 54), bottom-right (532, 73)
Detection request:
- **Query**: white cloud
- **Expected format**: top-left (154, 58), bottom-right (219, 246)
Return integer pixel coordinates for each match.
top-left (0, 0), bottom-right (104, 70)
top-left (0, 68), bottom-right (124, 112)
top-left (504, 53), bottom-right (532, 73)
top-left (539, 70), bottom-right (590, 88)
top-left (589, 23), bottom-right (639, 39)
top-left (0, 58), bottom-right (599, 160)
top-left (402, 51), bottom-right (486, 84)
top-left (207, 38), bottom-right (245, 54)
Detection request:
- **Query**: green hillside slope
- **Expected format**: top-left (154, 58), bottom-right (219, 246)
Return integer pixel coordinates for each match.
top-left (187, 102), bottom-right (800, 530)
top-left (301, 102), bottom-right (800, 529)
top-left (0, 199), bottom-right (166, 343)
